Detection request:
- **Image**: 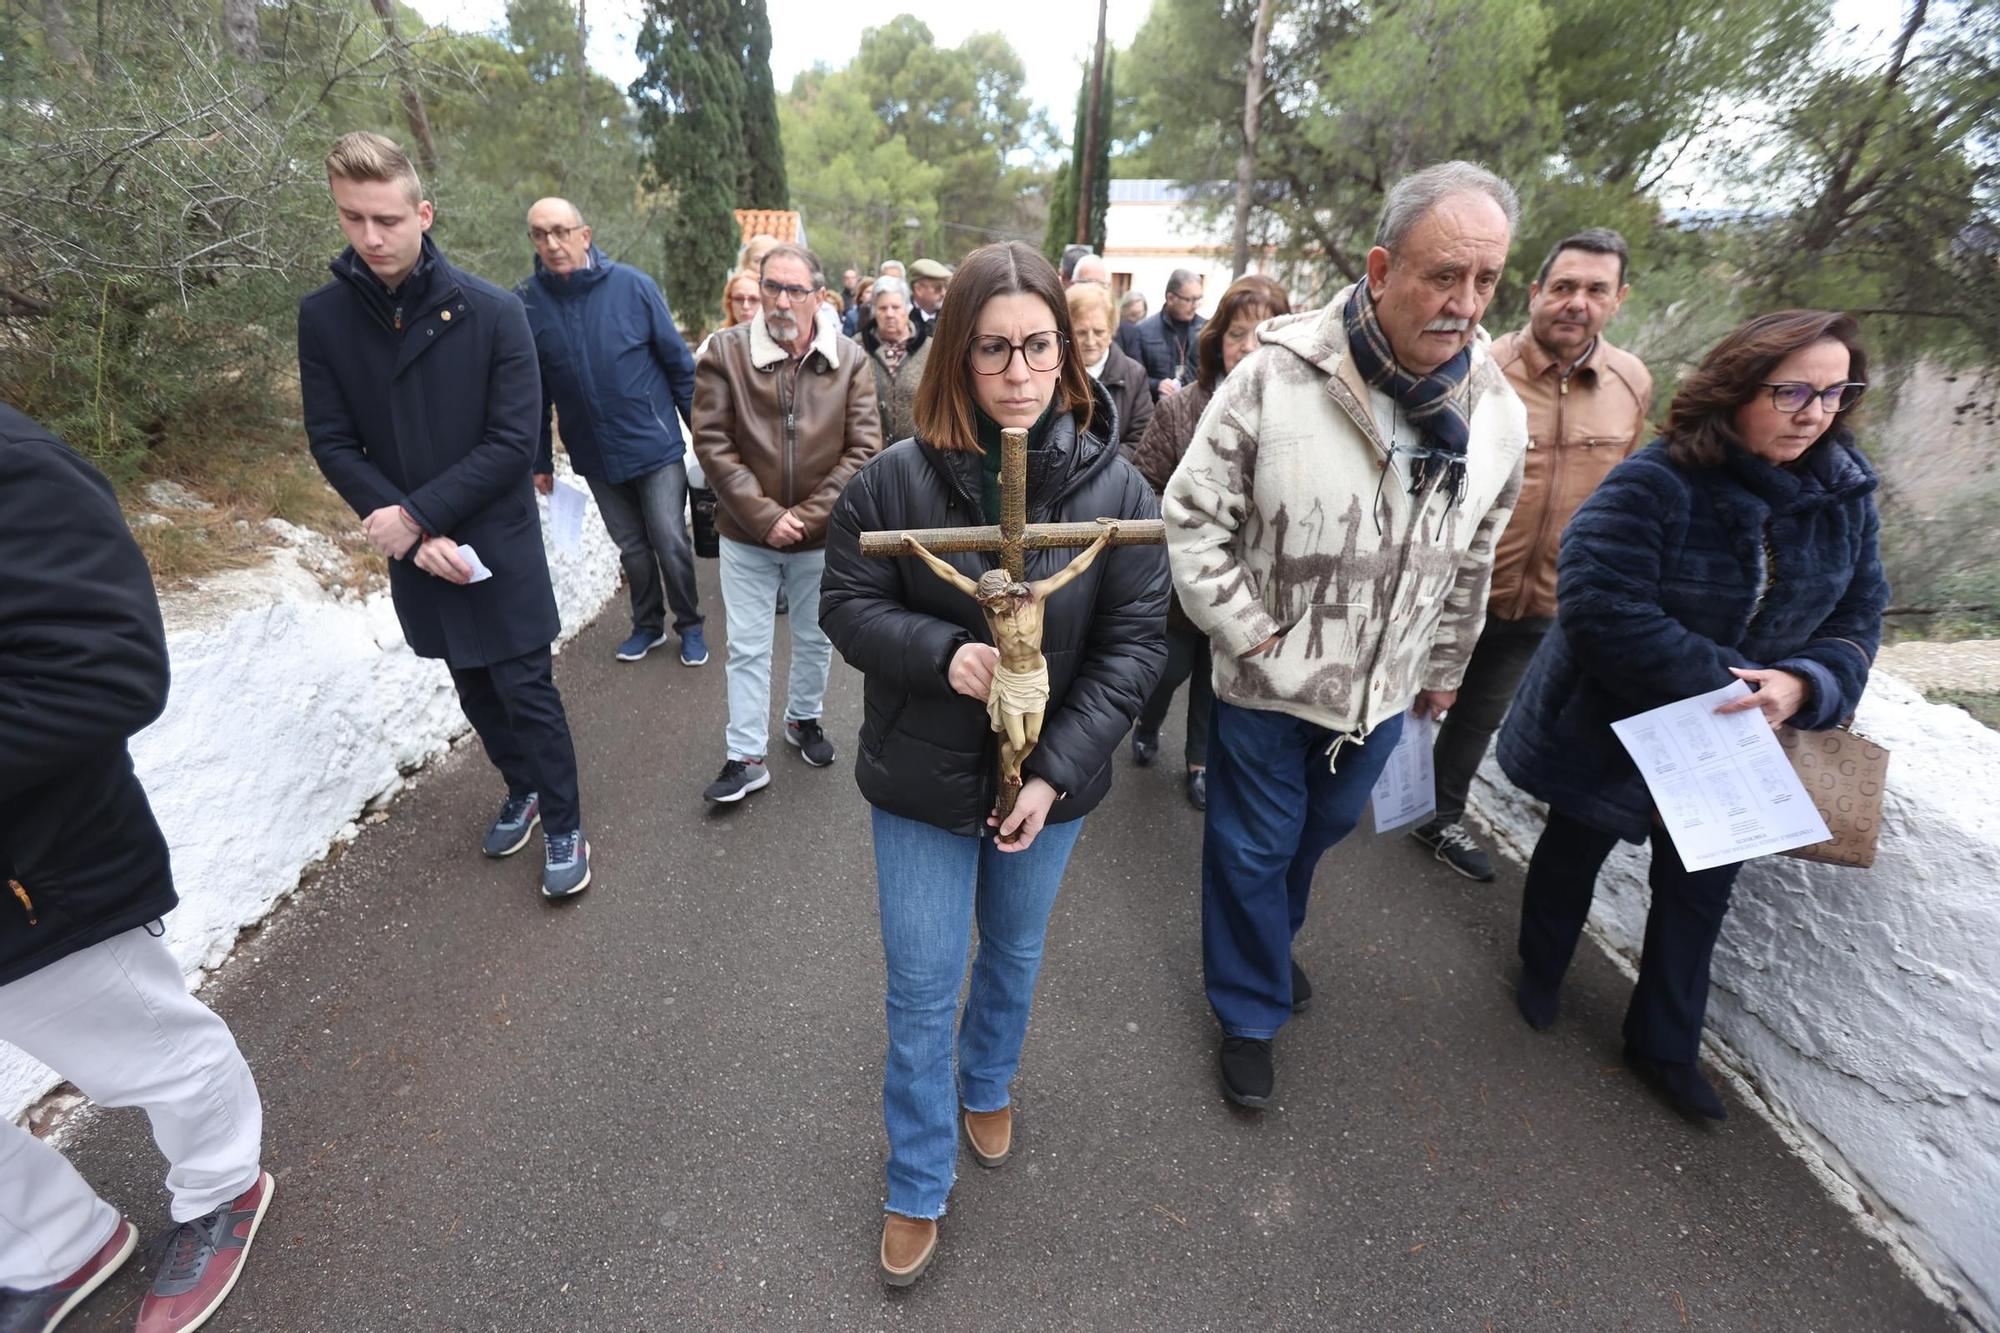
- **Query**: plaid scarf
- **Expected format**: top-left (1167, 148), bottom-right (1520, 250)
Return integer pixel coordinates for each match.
top-left (1343, 281), bottom-right (1473, 513)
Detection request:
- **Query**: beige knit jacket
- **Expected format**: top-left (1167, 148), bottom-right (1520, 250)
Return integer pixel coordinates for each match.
top-left (1162, 292), bottom-right (1528, 742)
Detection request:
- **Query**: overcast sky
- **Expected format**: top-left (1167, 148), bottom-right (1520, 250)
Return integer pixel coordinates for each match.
top-left (408, 0), bottom-right (1149, 130)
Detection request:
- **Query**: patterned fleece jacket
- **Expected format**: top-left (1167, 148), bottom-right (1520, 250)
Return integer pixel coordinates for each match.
top-left (1162, 292), bottom-right (1528, 742)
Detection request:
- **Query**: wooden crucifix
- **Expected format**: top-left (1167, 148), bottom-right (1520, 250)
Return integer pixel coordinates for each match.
top-left (858, 425), bottom-right (1167, 827)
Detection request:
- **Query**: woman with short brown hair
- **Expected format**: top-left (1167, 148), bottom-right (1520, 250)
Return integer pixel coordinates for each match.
top-left (1497, 309), bottom-right (1888, 1120)
top-left (821, 240), bottom-right (1168, 1285)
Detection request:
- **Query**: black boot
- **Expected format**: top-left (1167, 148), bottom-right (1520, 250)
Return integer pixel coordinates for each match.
top-left (1290, 957), bottom-right (1312, 1013)
top-left (1624, 1047), bottom-right (1727, 1121)
top-left (1516, 970), bottom-right (1560, 1030)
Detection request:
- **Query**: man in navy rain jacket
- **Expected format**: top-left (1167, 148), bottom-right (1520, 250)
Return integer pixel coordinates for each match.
top-left (297, 132), bottom-right (591, 900)
top-left (519, 197), bottom-right (707, 667)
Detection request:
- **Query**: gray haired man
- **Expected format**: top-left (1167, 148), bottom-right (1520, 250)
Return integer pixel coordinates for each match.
top-left (1133, 268), bottom-right (1206, 398)
top-left (691, 242), bottom-right (884, 803)
top-left (1163, 160), bottom-right (1528, 1109)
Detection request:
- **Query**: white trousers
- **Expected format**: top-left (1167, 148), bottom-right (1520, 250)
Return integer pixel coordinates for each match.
top-left (0, 927), bottom-right (262, 1289)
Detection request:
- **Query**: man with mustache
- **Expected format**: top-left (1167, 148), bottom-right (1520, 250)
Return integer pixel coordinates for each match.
top-left (692, 242), bottom-right (884, 804)
top-left (1163, 160), bottom-right (1529, 1108)
top-left (1410, 228), bottom-right (1653, 882)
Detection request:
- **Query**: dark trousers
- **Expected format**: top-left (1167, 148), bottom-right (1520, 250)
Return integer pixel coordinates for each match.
top-left (1136, 625), bottom-right (1214, 768)
top-left (587, 461), bottom-right (703, 637)
top-left (1518, 810), bottom-right (1745, 1063)
top-left (1431, 613), bottom-right (1550, 822)
top-left (449, 646), bottom-right (583, 835)
top-left (1202, 701), bottom-right (1404, 1038)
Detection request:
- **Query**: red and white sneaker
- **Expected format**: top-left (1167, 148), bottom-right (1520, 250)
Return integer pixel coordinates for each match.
top-left (134, 1171), bottom-right (274, 1333)
top-left (0, 1218), bottom-right (136, 1333)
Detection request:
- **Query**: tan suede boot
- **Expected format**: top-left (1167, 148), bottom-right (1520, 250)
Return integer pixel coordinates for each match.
top-left (880, 1213), bottom-right (937, 1286)
top-left (962, 1106), bottom-right (1012, 1167)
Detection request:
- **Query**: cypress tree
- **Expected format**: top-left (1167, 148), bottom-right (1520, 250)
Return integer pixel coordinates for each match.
top-left (1042, 160), bottom-right (1076, 266)
top-left (736, 0), bottom-right (789, 209)
top-left (1043, 54), bottom-right (1113, 264)
top-left (631, 0), bottom-right (745, 334)
top-left (1083, 47), bottom-right (1113, 254)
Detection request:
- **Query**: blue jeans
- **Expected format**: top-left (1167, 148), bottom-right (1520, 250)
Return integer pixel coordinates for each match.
top-left (585, 461), bottom-right (703, 637)
top-left (1202, 701), bottom-right (1405, 1038)
top-left (717, 537), bottom-right (832, 759)
top-left (873, 807), bottom-right (1084, 1219)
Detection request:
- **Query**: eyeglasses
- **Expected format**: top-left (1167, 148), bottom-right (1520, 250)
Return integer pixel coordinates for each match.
top-left (969, 331), bottom-right (1066, 376)
top-left (1166, 290), bottom-right (1202, 308)
top-left (760, 279), bottom-right (820, 302)
top-left (528, 224), bottom-right (580, 245)
top-left (729, 292), bottom-right (761, 306)
top-left (1762, 381), bottom-right (1866, 413)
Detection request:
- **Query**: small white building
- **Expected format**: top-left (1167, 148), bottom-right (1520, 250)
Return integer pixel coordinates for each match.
top-left (1102, 179), bottom-right (1296, 318)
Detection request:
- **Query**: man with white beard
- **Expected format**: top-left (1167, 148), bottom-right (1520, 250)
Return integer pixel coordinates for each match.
top-left (691, 243), bottom-right (884, 804)
top-left (1163, 160), bottom-right (1529, 1109)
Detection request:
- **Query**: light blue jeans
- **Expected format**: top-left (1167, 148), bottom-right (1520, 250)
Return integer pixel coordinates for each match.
top-left (717, 536), bottom-right (832, 759)
top-left (873, 807), bottom-right (1085, 1219)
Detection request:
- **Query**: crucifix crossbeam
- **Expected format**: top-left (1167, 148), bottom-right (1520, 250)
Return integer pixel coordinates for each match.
top-left (858, 425), bottom-right (1167, 827)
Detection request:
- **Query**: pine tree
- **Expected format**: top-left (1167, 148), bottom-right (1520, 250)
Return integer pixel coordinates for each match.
top-left (735, 0), bottom-right (788, 208)
top-left (631, 0), bottom-right (746, 333)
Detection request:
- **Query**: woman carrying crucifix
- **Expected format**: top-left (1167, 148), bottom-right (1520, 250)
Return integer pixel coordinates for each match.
top-left (821, 241), bottom-right (1168, 1288)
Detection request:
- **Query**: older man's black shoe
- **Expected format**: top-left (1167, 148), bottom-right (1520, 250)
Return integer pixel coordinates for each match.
top-left (1290, 958), bottom-right (1312, 1013)
top-left (1131, 725), bottom-right (1159, 767)
top-left (1219, 1037), bottom-right (1274, 1108)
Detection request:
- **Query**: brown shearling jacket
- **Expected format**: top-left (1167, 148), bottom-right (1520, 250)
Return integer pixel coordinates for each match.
top-left (692, 307), bottom-right (884, 549)
top-left (1486, 328), bottom-right (1654, 621)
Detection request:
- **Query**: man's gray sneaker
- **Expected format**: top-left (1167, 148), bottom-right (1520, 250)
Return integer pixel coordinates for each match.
top-left (704, 759), bottom-right (770, 804)
top-left (1410, 817), bottom-right (1497, 882)
top-left (542, 829), bottom-right (591, 898)
top-left (482, 792), bottom-right (540, 858)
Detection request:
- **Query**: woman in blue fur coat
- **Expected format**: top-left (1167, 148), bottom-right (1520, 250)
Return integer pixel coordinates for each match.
top-left (1496, 310), bottom-right (1888, 1121)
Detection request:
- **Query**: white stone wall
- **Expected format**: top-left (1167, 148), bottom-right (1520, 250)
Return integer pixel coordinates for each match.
top-left (2, 483), bottom-right (621, 1120)
top-left (1473, 672), bottom-right (2000, 1327)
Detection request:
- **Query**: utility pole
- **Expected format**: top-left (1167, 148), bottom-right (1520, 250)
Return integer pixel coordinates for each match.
top-left (1075, 0), bottom-right (1108, 247)
top-left (1231, 0), bottom-right (1275, 279)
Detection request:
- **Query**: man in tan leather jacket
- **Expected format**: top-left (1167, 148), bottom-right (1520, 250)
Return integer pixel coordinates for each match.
top-left (692, 241), bottom-right (883, 804)
top-left (1410, 228), bottom-right (1654, 881)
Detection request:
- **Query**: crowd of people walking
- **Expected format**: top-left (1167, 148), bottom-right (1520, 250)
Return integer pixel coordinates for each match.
top-left (1, 125), bottom-right (1888, 1322)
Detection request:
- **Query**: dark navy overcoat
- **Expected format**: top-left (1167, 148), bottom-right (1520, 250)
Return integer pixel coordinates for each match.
top-left (299, 237), bottom-right (560, 668)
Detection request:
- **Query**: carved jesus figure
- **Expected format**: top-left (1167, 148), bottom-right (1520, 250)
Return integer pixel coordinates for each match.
top-left (899, 523), bottom-right (1119, 798)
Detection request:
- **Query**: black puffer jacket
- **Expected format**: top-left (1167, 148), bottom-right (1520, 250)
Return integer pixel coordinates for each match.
top-left (1, 405), bottom-right (175, 986)
top-left (821, 381), bottom-right (1169, 835)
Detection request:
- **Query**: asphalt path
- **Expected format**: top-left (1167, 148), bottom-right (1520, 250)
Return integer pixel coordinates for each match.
top-left (52, 559), bottom-right (1952, 1332)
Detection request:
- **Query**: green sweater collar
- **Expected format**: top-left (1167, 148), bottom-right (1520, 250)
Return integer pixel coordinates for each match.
top-left (973, 402), bottom-right (1059, 523)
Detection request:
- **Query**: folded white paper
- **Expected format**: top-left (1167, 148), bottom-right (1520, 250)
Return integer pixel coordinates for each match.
top-left (549, 480), bottom-right (588, 551)
top-left (455, 543), bottom-right (494, 584)
top-left (1371, 710), bottom-right (1436, 834)
top-left (1609, 681), bottom-right (1831, 872)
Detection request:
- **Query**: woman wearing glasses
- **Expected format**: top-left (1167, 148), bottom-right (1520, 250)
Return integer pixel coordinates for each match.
top-left (821, 241), bottom-right (1168, 1286)
top-left (1497, 310), bottom-right (1888, 1121)
top-left (717, 268), bottom-right (761, 332)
